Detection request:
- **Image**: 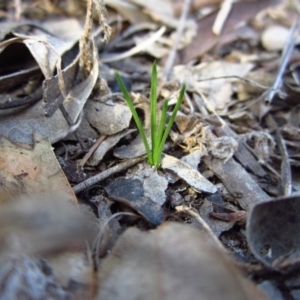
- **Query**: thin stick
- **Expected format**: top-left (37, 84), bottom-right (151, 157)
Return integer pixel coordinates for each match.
top-left (264, 16), bottom-right (300, 105)
top-left (164, 0), bottom-right (191, 81)
top-left (92, 212), bottom-right (140, 267)
top-left (79, 135), bottom-right (107, 167)
top-left (100, 26), bottom-right (166, 62)
top-left (175, 205), bottom-right (225, 252)
top-left (212, 0), bottom-right (233, 35)
top-left (73, 156), bottom-right (146, 193)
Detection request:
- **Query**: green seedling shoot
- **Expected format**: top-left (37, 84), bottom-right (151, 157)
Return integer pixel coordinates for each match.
top-left (115, 61), bottom-right (186, 168)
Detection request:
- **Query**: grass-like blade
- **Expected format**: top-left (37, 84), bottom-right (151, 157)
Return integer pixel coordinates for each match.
top-left (157, 84), bottom-right (186, 161)
top-left (115, 72), bottom-right (153, 165)
top-left (150, 61), bottom-right (157, 156)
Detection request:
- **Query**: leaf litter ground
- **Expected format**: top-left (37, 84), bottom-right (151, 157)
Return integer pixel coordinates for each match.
top-left (0, 0), bottom-right (300, 299)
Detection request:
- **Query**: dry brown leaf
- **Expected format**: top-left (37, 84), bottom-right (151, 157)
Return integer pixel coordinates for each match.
top-left (0, 133), bottom-right (76, 202)
top-left (97, 222), bottom-right (267, 300)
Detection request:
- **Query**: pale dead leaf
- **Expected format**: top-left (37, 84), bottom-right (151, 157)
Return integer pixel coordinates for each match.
top-left (161, 154), bottom-right (217, 193)
top-left (180, 150), bottom-right (202, 169)
top-left (42, 18), bottom-right (83, 42)
top-left (134, 36), bottom-right (168, 59)
top-left (97, 222), bottom-right (267, 300)
top-left (175, 61), bottom-right (254, 90)
top-left (174, 61), bottom-right (253, 112)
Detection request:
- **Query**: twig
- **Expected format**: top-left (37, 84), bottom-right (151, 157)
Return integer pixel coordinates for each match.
top-left (212, 0), bottom-right (233, 35)
top-left (93, 0), bottom-right (112, 43)
top-left (100, 26), bottom-right (166, 63)
top-left (80, 0), bottom-right (94, 74)
top-left (73, 156), bottom-right (146, 193)
top-left (79, 135), bottom-right (107, 167)
top-left (92, 212), bottom-right (140, 267)
top-left (14, 0), bottom-right (22, 20)
top-left (175, 205), bottom-right (225, 252)
top-left (163, 0), bottom-right (191, 81)
top-left (264, 16), bottom-right (300, 105)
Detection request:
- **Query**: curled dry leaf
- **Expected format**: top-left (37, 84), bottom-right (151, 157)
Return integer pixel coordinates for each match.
top-left (63, 39), bottom-right (99, 124)
top-left (247, 194), bottom-right (300, 268)
top-left (13, 25), bottom-right (80, 79)
top-left (97, 222), bottom-right (267, 300)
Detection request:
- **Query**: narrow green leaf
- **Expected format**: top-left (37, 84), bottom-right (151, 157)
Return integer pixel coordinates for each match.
top-left (157, 84), bottom-right (186, 162)
top-left (150, 61), bottom-right (157, 159)
top-left (115, 72), bottom-right (153, 165)
top-left (153, 100), bottom-right (168, 166)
